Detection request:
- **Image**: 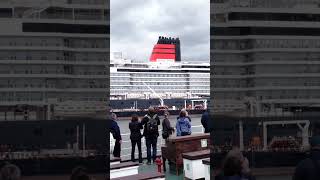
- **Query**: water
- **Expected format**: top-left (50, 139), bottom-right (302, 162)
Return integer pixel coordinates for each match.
top-left (116, 114), bottom-right (204, 160)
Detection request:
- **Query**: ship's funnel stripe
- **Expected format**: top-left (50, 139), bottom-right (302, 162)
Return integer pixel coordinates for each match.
top-left (152, 49), bottom-right (176, 53)
top-left (150, 54), bottom-right (175, 62)
top-left (154, 44), bottom-right (175, 49)
top-left (149, 36), bottom-right (181, 62)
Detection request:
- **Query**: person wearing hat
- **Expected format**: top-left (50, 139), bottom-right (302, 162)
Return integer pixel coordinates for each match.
top-left (293, 135), bottom-right (320, 180)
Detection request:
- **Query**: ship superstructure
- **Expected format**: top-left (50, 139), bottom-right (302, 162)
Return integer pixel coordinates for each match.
top-left (0, 0), bottom-right (108, 120)
top-left (110, 36), bottom-right (210, 105)
top-left (211, 0), bottom-right (320, 116)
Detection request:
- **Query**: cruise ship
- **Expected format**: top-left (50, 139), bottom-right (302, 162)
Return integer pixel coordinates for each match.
top-left (0, 0), bottom-right (108, 120)
top-left (110, 36), bottom-right (210, 111)
top-left (210, 0), bottom-right (320, 170)
top-left (211, 0), bottom-right (320, 117)
top-left (0, 0), bottom-right (109, 177)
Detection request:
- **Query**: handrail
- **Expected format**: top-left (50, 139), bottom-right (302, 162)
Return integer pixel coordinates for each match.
top-left (111, 125), bottom-right (204, 160)
top-left (119, 125), bottom-right (204, 136)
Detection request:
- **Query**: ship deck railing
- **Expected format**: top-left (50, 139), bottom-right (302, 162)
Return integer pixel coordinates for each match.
top-left (118, 125), bottom-right (204, 160)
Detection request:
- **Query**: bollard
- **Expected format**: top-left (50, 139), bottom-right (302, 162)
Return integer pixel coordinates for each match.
top-left (155, 157), bottom-right (163, 173)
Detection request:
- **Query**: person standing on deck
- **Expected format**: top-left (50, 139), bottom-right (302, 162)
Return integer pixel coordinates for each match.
top-left (129, 114), bottom-right (143, 163)
top-left (0, 163), bottom-right (21, 180)
top-left (215, 147), bottom-right (255, 180)
top-left (176, 109), bottom-right (191, 136)
top-left (141, 107), bottom-right (160, 165)
top-left (186, 111), bottom-right (192, 122)
top-left (293, 122), bottom-right (320, 180)
top-left (162, 111), bottom-right (175, 140)
top-left (201, 110), bottom-right (210, 133)
top-left (176, 109), bottom-right (191, 122)
top-left (110, 113), bottom-right (122, 158)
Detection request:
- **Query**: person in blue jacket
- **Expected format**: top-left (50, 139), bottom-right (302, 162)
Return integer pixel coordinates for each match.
top-left (176, 109), bottom-right (191, 136)
top-left (110, 113), bottom-right (122, 158)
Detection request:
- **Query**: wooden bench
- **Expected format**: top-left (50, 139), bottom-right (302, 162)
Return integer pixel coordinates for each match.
top-left (202, 158), bottom-right (210, 180)
top-left (111, 172), bottom-right (165, 180)
top-left (162, 133), bottom-right (210, 175)
top-left (110, 161), bottom-right (139, 178)
top-left (182, 149), bottom-right (210, 180)
top-left (110, 157), bottom-right (121, 166)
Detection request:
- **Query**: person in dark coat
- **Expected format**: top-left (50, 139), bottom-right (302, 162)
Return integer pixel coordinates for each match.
top-left (110, 113), bottom-right (122, 158)
top-left (201, 110), bottom-right (210, 133)
top-left (162, 111), bottom-right (174, 140)
top-left (70, 166), bottom-right (90, 180)
top-left (129, 114), bottom-right (143, 163)
top-left (293, 135), bottom-right (320, 180)
top-left (215, 148), bottom-right (255, 180)
top-left (0, 163), bottom-right (21, 180)
top-left (141, 107), bottom-right (160, 164)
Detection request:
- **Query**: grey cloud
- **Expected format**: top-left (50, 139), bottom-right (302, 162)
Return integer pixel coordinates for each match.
top-left (111, 0), bottom-right (210, 62)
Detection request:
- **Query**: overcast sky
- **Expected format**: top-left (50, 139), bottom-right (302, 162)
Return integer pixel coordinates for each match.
top-left (110, 0), bottom-right (210, 62)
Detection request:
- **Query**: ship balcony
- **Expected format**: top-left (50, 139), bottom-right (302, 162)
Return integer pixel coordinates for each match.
top-left (0, 88), bottom-right (107, 92)
top-left (0, 60), bottom-right (107, 66)
top-left (212, 20), bottom-right (320, 28)
top-left (213, 73), bottom-right (320, 78)
top-left (259, 98), bottom-right (320, 104)
top-left (214, 60), bottom-right (320, 66)
top-left (214, 85), bottom-right (320, 92)
top-left (0, 46), bottom-right (108, 53)
top-left (211, 48), bottom-right (320, 54)
top-left (0, 74), bottom-right (107, 79)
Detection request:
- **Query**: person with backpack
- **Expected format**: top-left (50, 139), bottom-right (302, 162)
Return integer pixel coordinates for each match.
top-left (129, 114), bottom-right (143, 163)
top-left (293, 135), bottom-right (320, 180)
top-left (141, 107), bottom-right (160, 164)
top-left (176, 109), bottom-right (191, 136)
top-left (162, 111), bottom-right (174, 140)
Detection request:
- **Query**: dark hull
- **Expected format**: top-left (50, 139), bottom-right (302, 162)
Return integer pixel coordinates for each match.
top-left (110, 98), bottom-right (209, 110)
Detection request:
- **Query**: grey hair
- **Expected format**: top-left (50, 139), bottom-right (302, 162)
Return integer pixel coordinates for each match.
top-left (148, 106), bottom-right (154, 111)
top-left (0, 164), bottom-right (21, 180)
top-left (111, 113), bottom-right (117, 119)
top-left (226, 147), bottom-right (243, 160)
top-left (226, 147), bottom-right (250, 174)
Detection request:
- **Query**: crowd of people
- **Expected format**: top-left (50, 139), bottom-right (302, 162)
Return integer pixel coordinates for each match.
top-left (110, 108), bottom-right (320, 179)
top-left (110, 107), bottom-right (210, 164)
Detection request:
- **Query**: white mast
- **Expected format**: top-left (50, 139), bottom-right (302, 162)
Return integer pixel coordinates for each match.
top-left (142, 82), bottom-right (164, 106)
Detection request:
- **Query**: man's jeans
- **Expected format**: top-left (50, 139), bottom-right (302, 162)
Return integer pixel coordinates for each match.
top-left (145, 136), bottom-right (158, 163)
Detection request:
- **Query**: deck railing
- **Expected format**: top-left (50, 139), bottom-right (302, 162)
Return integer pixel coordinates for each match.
top-left (118, 125), bottom-right (204, 160)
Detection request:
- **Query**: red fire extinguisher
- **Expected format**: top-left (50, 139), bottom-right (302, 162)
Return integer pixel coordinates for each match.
top-left (155, 157), bottom-right (163, 173)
